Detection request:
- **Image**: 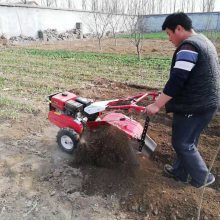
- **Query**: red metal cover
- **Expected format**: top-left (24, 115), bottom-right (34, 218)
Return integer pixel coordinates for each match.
top-left (102, 112), bottom-right (143, 139)
top-left (51, 92), bottom-right (77, 111)
top-left (48, 110), bottom-right (83, 134)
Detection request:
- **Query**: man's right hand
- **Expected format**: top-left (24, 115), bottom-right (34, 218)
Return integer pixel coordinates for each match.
top-left (145, 92), bottom-right (172, 115)
top-left (145, 103), bottom-right (160, 115)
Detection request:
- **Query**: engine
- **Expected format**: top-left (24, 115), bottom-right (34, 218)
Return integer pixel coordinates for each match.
top-left (49, 92), bottom-right (98, 122)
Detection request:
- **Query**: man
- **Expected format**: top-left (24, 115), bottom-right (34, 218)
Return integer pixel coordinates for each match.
top-left (146, 12), bottom-right (220, 188)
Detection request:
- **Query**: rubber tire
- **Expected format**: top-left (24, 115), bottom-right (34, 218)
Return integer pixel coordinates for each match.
top-left (56, 128), bottom-right (79, 154)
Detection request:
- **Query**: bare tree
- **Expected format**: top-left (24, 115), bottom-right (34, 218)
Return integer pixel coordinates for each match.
top-left (201, 0), bottom-right (216, 12)
top-left (41, 0), bottom-right (53, 7)
top-left (157, 0), bottom-right (163, 13)
top-left (107, 0), bottom-right (123, 46)
top-left (201, 0), bottom-right (206, 12)
top-left (91, 0), bottom-right (99, 11)
top-left (181, 0), bottom-right (186, 12)
top-left (122, 0), bottom-right (148, 60)
top-left (111, 0), bottom-right (118, 14)
top-left (67, 0), bottom-right (73, 8)
top-left (53, 0), bottom-right (57, 7)
top-left (96, 13), bottom-right (111, 49)
top-left (87, 11), bottom-right (111, 49)
top-left (67, 0), bottom-right (77, 9)
top-left (109, 15), bottom-right (121, 46)
top-left (82, 0), bottom-right (87, 10)
top-left (207, 0), bottom-right (216, 12)
top-left (190, 0), bottom-right (196, 12)
top-left (186, 0), bottom-right (191, 12)
top-left (173, 0), bottom-right (177, 12)
top-left (85, 0), bottom-right (125, 49)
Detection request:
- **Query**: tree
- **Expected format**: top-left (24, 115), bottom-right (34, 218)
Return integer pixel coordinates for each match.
top-left (91, 0), bottom-right (98, 11)
top-left (122, 0), bottom-right (148, 60)
top-left (82, 0), bottom-right (87, 10)
top-left (106, 0), bottom-right (123, 46)
top-left (207, 0), bottom-right (216, 12)
top-left (92, 12), bottom-right (111, 49)
top-left (201, 0), bottom-right (216, 12)
top-left (66, 0), bottom-right (76, 9)
top-left (41, 0), bottom-right (53, 7)
top-left (173, 0), bottom-right (177, 12)
top-left (109, 14), bottom-right (121, 46)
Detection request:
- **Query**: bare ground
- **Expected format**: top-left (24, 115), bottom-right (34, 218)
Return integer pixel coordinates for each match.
top-left (0, 38), bottom-right (219, 220)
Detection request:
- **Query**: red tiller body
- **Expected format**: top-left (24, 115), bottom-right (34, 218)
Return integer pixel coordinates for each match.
top-left (48, 110), bottom-right (83, 134)
top-left (51, 92), bottom-right (77, 111)
top-left (102, 112), bottom-right (143, 139)
top-left (86, 112), bottom-right (143, 140)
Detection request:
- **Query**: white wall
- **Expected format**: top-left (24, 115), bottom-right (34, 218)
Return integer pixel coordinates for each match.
top-left (0, 5), bottom-right (89, 38)
top-left (0, 4), bottom-right (131, 38)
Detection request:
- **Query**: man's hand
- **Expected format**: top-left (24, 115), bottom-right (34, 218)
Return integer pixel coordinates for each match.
top-left (145, 92), bottom-right (172, 116)
top-left (145, 103), bottom-right (160, 115)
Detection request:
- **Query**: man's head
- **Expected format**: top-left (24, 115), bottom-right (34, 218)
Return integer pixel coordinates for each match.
top-left (162, 12), bottom-right (193, 47)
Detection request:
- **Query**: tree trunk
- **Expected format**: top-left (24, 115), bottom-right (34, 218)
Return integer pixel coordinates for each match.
top-left (98, 37), bottom-right (102, 50)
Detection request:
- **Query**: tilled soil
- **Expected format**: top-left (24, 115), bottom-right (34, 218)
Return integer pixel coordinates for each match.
top-left (74, 126), bottom-right (139, 168)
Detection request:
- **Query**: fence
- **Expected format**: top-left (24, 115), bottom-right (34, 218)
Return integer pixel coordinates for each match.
top-left (141, 12), bottom-right (220, 32)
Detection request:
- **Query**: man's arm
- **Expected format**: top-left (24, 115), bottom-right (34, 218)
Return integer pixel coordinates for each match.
top-left (145, 43), bottom-right (198, 115)
top-left (145, 92), bottom-right (172, 115)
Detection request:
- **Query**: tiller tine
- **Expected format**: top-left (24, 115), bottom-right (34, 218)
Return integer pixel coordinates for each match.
top-left (138, 116), bottom-right (157, 156)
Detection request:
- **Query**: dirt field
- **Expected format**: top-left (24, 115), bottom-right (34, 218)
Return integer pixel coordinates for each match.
top-left (0, 38), bottom-right (219, 220)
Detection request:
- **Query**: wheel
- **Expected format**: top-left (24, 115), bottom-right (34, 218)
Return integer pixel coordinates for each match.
top-left (56, 128), bottom-right (79, 154)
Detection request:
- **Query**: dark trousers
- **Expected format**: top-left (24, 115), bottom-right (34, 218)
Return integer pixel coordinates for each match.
top-left (171, 108), bottom-right (218, 186)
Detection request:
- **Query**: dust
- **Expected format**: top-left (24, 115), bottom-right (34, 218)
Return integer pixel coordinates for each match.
top-left (74, 125), bottom-right (139, 169)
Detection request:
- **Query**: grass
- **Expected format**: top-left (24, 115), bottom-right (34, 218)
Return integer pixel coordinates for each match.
top-left (118, 32), bottom-right (168, 40)
top-left (199, 31), bottom-right (220, 40)
top-left (0, 47), bottom-right (171, 120)
top-left (0, 76), bottom-right (5, 88)
top-left (22, 48), bottom-right (170, 65)
top-left (118, 31), bottom-right (220, 40)
top-left (0, 95), bottom-right (36, 119)
top-left (0, 48), bottom-right (171, 87)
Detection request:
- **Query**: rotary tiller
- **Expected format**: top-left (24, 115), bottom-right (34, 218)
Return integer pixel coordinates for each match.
top-left (48, 91), bottom-right (159, 156)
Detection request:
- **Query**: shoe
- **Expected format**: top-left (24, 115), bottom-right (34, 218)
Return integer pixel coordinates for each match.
top-left (191, 173), bottom-right (215, 189)
top-left (164, 164), bottom-right (188, 184)
top-left (163, 164), bottom-right (175, 178)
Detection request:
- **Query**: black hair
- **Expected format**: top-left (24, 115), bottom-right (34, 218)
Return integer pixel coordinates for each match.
top-left (162, 12), bottom-right (192, 32)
